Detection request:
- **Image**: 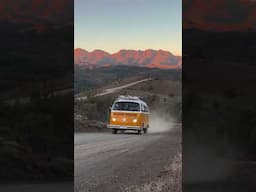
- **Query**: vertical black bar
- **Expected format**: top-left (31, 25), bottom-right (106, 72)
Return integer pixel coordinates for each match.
top-left (183, 1), bottom-right (256, 191)
top-left (0, 1), bottom-right (74, 191)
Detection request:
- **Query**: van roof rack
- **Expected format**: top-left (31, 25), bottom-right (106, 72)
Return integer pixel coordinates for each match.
top-left (117, 95), bottom-right (141, 100)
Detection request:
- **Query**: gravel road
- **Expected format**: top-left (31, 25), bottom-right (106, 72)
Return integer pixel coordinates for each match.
top-left (76, 78), bottom-right (152, 101)
top-left (75, 126), bottom-right (181, 192)
top-left (94, 78), bottom-right (152, 97)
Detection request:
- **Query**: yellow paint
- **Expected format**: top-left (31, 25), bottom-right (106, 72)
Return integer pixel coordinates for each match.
top-left (109, 111), bottom-right (149, 128)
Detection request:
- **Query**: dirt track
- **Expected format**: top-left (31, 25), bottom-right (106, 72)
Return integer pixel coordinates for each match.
top-left (75, 126), bottom-right (181, 192)
top-left (76, 78), bottom-right (152, 100)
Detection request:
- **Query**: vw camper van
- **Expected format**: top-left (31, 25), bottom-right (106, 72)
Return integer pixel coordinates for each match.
top-left (108, 95), bottom-right (150, 134)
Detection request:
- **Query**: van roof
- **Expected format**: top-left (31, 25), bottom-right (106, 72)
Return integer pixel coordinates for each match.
top-left (117, 95), bottom-right (140, 100)
top-left (114, 95), bottom-right (148, 106)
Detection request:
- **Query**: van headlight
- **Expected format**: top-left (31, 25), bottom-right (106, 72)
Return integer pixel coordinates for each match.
top-left (133, 119), bottom-right (137, 123)
top-left (112, 117), bottom-right (116, 122)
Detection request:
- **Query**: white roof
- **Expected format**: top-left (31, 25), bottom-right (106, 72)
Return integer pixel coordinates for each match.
top-left (114, 95), bottom-right (148, 106)
top-left (117, 95), bottom-right (140, 100)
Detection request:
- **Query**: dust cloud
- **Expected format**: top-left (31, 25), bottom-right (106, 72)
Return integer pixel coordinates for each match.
top-left (149, 111), bottom-right (176, 133)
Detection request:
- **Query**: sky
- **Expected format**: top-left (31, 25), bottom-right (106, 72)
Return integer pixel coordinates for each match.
top-left (75, 0), bottom-right (181, 55)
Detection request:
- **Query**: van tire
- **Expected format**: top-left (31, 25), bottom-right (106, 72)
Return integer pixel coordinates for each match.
top-left (138, 130), bottom-right (142, 135)
top-left (112, 129), bottom-right (117, 134)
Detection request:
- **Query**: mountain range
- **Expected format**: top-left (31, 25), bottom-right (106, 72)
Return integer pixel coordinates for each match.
top-left (74, 48), bottom-right (182, 69)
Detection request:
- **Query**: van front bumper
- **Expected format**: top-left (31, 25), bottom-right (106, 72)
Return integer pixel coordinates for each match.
top-left (107, 124), bottom-right (141, 130)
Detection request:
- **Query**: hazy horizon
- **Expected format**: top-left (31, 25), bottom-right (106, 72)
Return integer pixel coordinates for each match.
top-left (74, 48), bottom-right (182, 56)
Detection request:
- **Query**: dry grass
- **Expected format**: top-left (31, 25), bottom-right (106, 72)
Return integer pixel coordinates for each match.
top-left (123, 152), bottom-right (182, 192)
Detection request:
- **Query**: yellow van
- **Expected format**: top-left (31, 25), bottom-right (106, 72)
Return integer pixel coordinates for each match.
top-left (107, 96), bottom-right (150, 134)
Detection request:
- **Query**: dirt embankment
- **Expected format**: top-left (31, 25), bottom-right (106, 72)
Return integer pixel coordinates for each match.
top-left (74, 114), bottom-right (109, 132)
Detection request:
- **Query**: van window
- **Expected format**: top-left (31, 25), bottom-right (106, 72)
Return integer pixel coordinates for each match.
top-left (112, 102), bottom-right (140, 111)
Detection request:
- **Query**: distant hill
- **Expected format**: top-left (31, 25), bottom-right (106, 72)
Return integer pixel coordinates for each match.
top-left (74, 49), bottom-right (181, 69)
top-left (74, 65), bottom-right (181, 94)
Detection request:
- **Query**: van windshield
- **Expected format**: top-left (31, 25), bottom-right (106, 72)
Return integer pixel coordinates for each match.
top-left (112, 102), bottom-right (140, 112)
